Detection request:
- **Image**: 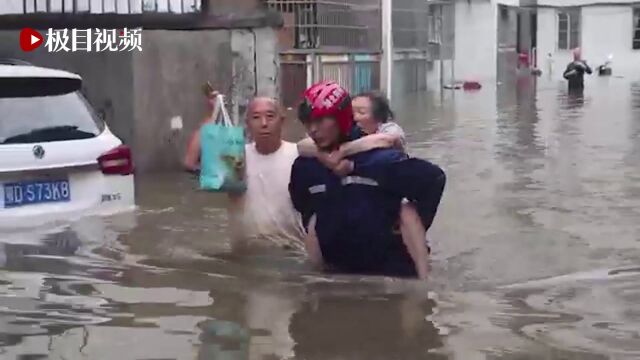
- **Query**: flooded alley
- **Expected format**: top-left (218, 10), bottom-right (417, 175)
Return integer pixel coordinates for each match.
top-left (2, 75), bottom-right (640, 360)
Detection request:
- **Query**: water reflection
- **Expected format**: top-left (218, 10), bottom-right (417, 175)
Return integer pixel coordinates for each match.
top-left (0, 208), bottom-right (443, 360)
top-left (290, 292), bottom-right (442, 360)
top-left (494, 74), bottom-right (544, 229)
top-left (625, 82), bottom-right (640, 168)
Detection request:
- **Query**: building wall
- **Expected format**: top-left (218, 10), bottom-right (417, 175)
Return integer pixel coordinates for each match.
top-left (426, 59), bottom-right (454, 91)
top-left (454, 0), bottom-right (497, 82)
top-left (0, 0), bottom-right (22, 14)
top-left (130, 30), bottom-right (233, 172)
top-left (0, 26), bottom-right (279, 173)
top-left (0, 0), bottom-right (202, 14)
top-left (454, 0), bottom-right (640, 85)
top-left (391, 54), bottom-right (428, 99)
top-left (537, 0), bottom-right (638, 6)
top-left (536, 8), bottom-right (565, 79)
top-left (441, 2), bottom-right (456, 60)
top-left (130, 28), bottom-right (278, 172)
top-left (537, 5), bottom-right (640, 80)
top-left (582, 6), bottom-right (640, 78)
top-left (517, 9), bottom-right (533, 53)
top-left (254, 28), bottom-right (280, 99)
top-left (496, 0), bottom-right (520, 6)
top-left (496, 4), bottom-right (519, 84)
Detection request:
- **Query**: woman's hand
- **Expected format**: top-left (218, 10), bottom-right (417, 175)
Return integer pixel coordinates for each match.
top-left (332, 160), bottom-right (354, 177)
top-left (317, 151), bottom-right (342, 170)
top-left (204, 90), bottom-right (220, 120)
top-left (317, 151), bottom-right (353, 177)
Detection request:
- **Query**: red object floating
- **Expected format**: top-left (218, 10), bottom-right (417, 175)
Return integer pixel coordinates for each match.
top-left (518, 52), bottom-right (530, 68)
top-left (462, 81), bottom-right (482, 90)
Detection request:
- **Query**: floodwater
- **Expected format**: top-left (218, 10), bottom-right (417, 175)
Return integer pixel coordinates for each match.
top-left (2, 74), bottom-right (640, 360)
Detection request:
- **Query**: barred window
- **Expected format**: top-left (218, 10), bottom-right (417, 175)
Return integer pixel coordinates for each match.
top-left (557, 9), bottom-right (580, 50)
top-left (633, 8), bottom-right (640, 50)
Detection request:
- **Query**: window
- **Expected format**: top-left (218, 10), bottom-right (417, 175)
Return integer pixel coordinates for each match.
top-left (500, 5), bottom-right (509, 20)
top-left (427, 5), bottom-right (442, 44)
top-left (633, 8), bottom-right (640, 49)
top-left (0, 79), bottom-right (103, 144)
top-left (557, 9), bottom-right (580, 50)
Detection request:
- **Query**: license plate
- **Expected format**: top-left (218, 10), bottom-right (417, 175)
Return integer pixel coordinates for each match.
top-left (3, 179), bottom-right (71, 208)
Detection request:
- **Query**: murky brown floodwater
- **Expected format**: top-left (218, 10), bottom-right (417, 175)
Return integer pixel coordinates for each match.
top-left (2, 75), bottom-right (640, 360)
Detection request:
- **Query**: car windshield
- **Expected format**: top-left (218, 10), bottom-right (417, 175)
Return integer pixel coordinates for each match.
top-left (0, 91), bottom-right (104, 144)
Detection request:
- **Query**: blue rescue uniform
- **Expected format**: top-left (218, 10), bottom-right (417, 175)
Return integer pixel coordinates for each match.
top-left (288, 148), bottom-right (446, 277)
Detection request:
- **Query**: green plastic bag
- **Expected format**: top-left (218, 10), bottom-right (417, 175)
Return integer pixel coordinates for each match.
top-left (199, 94), bottom-right (247, 193)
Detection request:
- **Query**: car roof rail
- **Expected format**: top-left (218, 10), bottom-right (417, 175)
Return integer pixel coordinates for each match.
top-left (0, 58), bottom-right (34, 66)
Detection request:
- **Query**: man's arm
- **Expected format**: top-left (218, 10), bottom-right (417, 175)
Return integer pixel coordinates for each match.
top-left (288, 160), bottom-right (314, 230)
top-left (584, 61), bottom-right (593, 74)
top-left (329, 134), bottom-right (400, 177)
top-left (297, 137), bottom-right (319, 157)
top-left (297, 137), bottom-right (355, 177)
top-left (184, 116), bottom-right (217, 172)
top-left (342, 122), bottom-right (406, 156)
top-left (563, 63), bottom-right (575, 79)
top-left (299, 133), bottom-right (399, 159)
top-left (340, 133), bottom-right (401, 157)
top-left (381, 158), bottom-right (446, 230)
top-left (305, 215), bottom-right (324, 268)
top-left (289, 160), bottom-right (324, 265)
top-left (184, 129), bottom-right (202, 172)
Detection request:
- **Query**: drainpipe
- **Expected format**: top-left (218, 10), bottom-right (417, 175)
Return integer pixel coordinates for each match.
top-left (439, 4), bottom-right (444, 90)
top-left (381, 0), bottom-right (393, 101)
top-left (450, 3), bottom-right (455, 85)
top-left (201, 0), bottom-right (211, 14)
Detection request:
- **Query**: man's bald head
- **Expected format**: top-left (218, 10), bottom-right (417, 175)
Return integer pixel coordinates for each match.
top-left (572, 47), bottom-right (582, 61)
top-left (246, 96), bottom-right (285, 154)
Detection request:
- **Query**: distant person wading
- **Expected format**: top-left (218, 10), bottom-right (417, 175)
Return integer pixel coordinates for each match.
top-left (563, 48), bottom-right (592, 91)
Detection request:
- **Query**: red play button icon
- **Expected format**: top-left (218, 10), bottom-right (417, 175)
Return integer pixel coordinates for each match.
top-left (20, 28), bottom-right (44, 52)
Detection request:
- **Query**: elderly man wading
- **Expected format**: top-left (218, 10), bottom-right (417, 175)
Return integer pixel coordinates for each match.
top-left (184, 96), bottom-right (305, 251)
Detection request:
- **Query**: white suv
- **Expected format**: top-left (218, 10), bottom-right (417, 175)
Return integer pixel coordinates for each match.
top-left (0, 61), bottom-right (135, 228)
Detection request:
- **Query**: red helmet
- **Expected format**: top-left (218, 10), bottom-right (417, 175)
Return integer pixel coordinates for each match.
top-left (299, 81), bottom-right (353, 137)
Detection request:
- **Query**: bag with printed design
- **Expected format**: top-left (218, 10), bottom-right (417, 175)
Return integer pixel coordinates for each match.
top-left (199, 94), bottom-right (247, 193)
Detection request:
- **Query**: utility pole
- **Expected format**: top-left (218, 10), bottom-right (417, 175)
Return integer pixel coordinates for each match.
top-left (439, 3), bottom-right (444, 90)
top-left (381, 0), bottom-right (393, 101)
top-left (201, 0), bottom-right (211, 14)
